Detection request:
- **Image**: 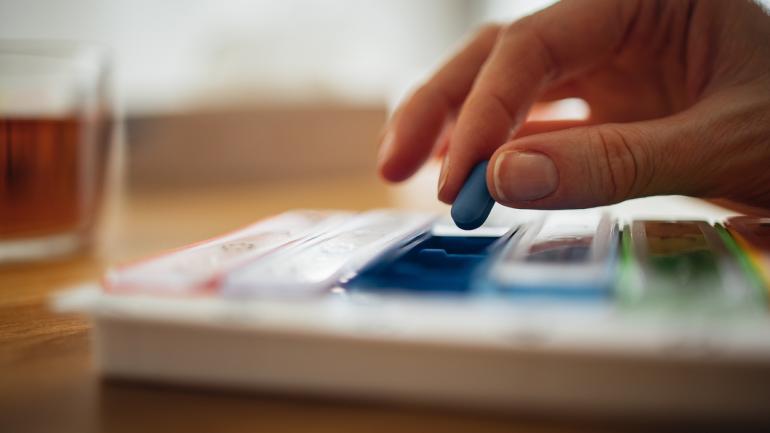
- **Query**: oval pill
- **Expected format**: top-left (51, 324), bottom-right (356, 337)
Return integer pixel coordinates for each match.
top-left (451, 161), bottom-right (495, 230)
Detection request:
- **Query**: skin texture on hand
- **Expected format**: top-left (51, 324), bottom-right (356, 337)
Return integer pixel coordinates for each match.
top-left (377, 0), bottom-right (770, 211)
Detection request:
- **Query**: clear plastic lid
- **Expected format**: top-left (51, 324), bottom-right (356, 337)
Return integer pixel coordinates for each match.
top-left (104, 210), bottom-right (349, 295)
top-left (222, 210), bottom-right (434, 297)
top-left (482, 211), bottom-right (618, 297)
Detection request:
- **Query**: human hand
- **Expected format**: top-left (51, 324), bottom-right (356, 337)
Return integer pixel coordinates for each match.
top-left (377, 0), bottom-right (770, 210)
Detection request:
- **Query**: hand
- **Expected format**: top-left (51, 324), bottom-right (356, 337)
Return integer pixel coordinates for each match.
top-left (377, 0), bottom-right (770, 210)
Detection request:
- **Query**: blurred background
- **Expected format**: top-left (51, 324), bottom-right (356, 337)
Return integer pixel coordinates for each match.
top-left (0, 0), bottom-right (560, 193)
top-left (4, 0), bottom-right (768, 253)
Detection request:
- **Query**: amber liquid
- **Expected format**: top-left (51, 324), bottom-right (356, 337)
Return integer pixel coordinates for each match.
top-left (0, 117), bottom-right (108, 239)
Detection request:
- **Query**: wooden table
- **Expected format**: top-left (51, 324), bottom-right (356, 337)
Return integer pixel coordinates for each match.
top-left (0, 176), bottom-right (692, 432)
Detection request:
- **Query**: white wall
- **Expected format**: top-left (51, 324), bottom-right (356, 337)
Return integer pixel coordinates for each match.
top-left (0, 0), bottom-right (481, 113)
top-left (9, 0), bottom-right (760, 114)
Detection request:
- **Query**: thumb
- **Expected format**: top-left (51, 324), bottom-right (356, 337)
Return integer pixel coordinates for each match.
top-left (486, 119), bottom-right (700, 209)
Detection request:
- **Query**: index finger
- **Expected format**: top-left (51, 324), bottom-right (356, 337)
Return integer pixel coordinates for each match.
top-left (438, 0), bottom-right (640, 203)
top-left (378, 25), bottom-right (501, 182)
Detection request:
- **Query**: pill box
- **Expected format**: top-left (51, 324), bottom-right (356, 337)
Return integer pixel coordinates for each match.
top-left (56, 205), bottom-right (770, 418)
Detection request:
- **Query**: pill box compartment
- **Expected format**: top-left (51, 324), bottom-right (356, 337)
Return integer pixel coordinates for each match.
top-left (345, 233), bottom-right (505, 294)
top-left (618, 220), bottom-right (765, 311)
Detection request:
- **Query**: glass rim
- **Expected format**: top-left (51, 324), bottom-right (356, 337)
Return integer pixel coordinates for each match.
top-left (0, 39), bottom-right (112, 116)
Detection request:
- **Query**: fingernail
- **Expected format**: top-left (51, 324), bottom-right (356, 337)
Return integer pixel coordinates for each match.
top-left (493, 151), bottom-right (558, 202)
top-left (437, 153), bottom-right (450, 195)
top-left (377, 129), bottom-right (395, 165)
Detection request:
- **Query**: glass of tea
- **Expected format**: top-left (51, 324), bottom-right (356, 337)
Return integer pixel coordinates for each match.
top-left (0, 41), bottom-right (115, 262)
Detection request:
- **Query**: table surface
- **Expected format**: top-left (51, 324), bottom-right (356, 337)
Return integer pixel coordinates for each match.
top-left (0, 175), bottom-right (719, 433)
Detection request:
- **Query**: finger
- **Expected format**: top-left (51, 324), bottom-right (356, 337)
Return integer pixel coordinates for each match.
top-left (486, 116), bottom-right (699, 209)
top-left (438, 0), bottom-right (640, 203)
top-left (378, 24), bottom-right (501, 182)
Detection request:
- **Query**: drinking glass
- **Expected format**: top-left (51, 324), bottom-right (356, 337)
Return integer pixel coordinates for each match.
top-left (0, 40), bottom-right (115, 262)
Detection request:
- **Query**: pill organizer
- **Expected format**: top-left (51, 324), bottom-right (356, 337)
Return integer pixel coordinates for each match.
top-left (56, 199), bottom-right (770, 419)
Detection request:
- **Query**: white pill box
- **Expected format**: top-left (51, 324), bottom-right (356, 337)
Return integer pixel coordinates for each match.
top-left (56, 203), bottom-right (770, 419)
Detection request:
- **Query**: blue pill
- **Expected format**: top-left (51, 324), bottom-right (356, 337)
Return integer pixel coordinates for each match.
top-left (451, 161), bottom-right (495, 230)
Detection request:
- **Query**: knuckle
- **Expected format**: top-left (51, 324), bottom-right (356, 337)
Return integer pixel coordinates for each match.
top-left (485, 89), bottom-right (519, 125)
top-left (500, 16), bottom-right (560, 81)
top-left (587, 125), bottom-right (650, 203)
